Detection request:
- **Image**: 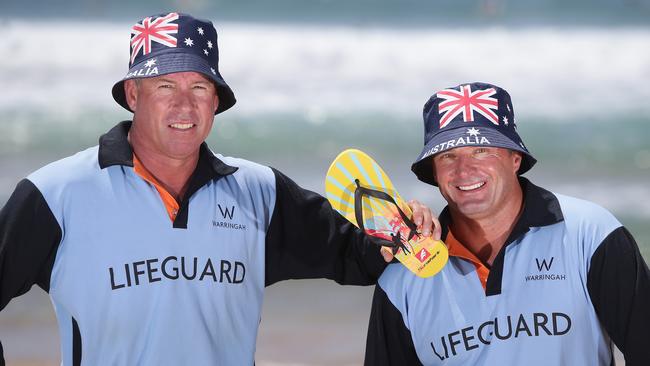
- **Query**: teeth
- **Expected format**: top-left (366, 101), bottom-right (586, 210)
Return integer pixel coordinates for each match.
top-left (458, 182), bottom-right (485, 191)
top-left (170, 123), bottom-right (194, 130)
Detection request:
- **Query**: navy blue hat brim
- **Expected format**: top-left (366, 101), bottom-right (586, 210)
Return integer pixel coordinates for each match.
top-left (411, 124), bottom-right (537, 186)
top-left (111, 49), bottom-right (236, 115)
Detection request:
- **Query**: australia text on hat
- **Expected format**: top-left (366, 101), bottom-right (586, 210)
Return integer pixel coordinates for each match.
top-left (437, 85), bottom-right (499, 128)
top-left (125, 60), bottom-right (160, 79)
top-left (421, 128), bottom-right (491, 160)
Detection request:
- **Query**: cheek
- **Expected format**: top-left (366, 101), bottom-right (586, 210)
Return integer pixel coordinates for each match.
top-left (433, 166), bottom-right (452, 186)
top-left (138, 94), bottom-right (163, 112)
top-left (497, 162), bottom-right (518, 177)
top-left (432, 162), bottom-right (442, 181)
top-left (195, 96), bottom-right (217, 114)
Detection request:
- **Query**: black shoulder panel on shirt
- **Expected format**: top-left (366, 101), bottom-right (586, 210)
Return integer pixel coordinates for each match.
top-left (365, 285), bottom-right (422, 366)
top-left (587, 226), bottom-right (650, 365)
top-left (72, 317), bottom-right (82, 366)
top-left (0, 179), bottom-right (62, 310)
top-left (264, 168), bottom-right (386, 287)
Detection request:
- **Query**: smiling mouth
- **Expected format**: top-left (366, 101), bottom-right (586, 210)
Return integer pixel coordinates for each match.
top-left (457, 182), bottom-right (485, 191)
top-left (169, 123), bottom-right (195, 130)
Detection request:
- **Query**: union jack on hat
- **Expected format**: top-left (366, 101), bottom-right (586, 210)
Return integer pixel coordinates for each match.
top-left (111, 12), bottom-right (236, 114)
top-left (411, 82), bottom-right (536, 186)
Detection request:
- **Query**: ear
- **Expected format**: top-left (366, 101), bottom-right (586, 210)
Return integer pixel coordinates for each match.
top-left (124, 79), bottom-right (138, 112)
top-left (213, 92), bottom-right (220, 114)
top-left (430, 160), bottom-right (438, 185)
top-left (511, 151), bottom-right (522, 173)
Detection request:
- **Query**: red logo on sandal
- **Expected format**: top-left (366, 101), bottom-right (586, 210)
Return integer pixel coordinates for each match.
top-left (416, 248), bottom-right (431, 263)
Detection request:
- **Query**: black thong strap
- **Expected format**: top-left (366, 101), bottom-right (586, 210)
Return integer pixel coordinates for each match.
top-left (353, 179), bottom-right (420, 254)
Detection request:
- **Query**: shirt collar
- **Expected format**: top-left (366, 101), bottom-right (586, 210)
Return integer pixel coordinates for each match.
top-left (439, 177), bottom-right (564, 243)
top-left (97, 120), bottom-right (238, 178)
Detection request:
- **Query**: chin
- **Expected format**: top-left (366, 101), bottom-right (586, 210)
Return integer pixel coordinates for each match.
top-left (164, 146), bottom-right (201, 160)
top-left (455, 203), bottom-right (492, 218)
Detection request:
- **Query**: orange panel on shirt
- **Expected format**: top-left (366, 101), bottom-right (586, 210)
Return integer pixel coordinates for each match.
top-left (446, 231), bottom-right (490, 290)
top-left (133, 155), bottom-right (179, 222)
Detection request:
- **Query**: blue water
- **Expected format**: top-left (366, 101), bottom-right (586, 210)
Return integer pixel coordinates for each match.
top-left (3, 0), bottom-right (650, 26)
top-left (0, 16), bottom-right (647, 365)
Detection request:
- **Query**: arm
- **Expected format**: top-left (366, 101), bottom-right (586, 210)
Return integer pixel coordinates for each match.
top-left (0, 179), bottom-right (62, 362)
top-left (1, 179), bottom-right (62, 307)
top-left (264, 169), bottom-right (387, 286)
top-left (364, 285), bottom-right (422, 366)
top-left (587, 226), bottom-right (650, 366)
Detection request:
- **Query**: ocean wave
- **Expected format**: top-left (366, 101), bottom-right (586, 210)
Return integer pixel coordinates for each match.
top-left (1, 20), bottom-right (649, 121)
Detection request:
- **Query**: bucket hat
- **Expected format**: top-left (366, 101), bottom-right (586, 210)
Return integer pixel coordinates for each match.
top-left (411, 82), bottom-right (536, 186)
top-left (111, 12), bottom-right (236, 114)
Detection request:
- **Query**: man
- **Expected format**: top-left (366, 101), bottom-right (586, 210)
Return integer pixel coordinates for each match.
top-left (364, 82), bottom-right (650, 365)
top-left (0, 13), bottom-right (434, 365)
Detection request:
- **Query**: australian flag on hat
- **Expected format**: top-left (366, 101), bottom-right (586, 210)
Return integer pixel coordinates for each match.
top-left (111, 12), bottom-right (236, 114)
top-left (411, 82), bottom-right (537, 186)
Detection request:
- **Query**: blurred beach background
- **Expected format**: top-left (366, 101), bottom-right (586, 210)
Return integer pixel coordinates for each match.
top-left (1, 0), bottom-right (649, 364)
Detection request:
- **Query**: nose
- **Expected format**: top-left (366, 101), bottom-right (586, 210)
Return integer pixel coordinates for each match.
top-left (453, 154), bottom-right (479, 176)
top-left (171, 88), bottom-right (195, 112)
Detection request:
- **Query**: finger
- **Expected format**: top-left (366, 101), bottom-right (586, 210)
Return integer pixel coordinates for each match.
top-left (381, 246), bottom-right (394, 262)
top-left (407, 199), bottom-right (424, 227)
top-left (431, 215), bottom-right (442, 241)
top-left (408, 199), bottom-right (435, 237)
top-left (419, 205), bottom-right (434, 237)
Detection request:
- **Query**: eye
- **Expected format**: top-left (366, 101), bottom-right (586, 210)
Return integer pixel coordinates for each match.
top-left (436, 153), bottom-right (455, 162)
top-left (473, 147), bottom-right (496, 160)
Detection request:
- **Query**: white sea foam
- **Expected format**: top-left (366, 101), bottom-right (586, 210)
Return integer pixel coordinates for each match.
top-left (1, 20), bottom-right (649, 121)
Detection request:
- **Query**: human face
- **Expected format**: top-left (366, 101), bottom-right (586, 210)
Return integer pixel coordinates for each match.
top-left (433, 146), bottom-right (522, 220)
top-left (124, 72), bottom-right (219, 161)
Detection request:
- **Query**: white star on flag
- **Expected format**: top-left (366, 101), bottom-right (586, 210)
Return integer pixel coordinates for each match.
top-left (211, 67), bottom-right (216, 75)
top-left (144, 58), bottom-right (156, 68)
top-left (207, 40), bottom-right (213, 49)
top-left (197, 27), bottom-right (204, 35)
top-left (507, 104), bottom-right (511, 112)
top-left (203, 49), bottom-right (209, 56)
top-left (184, 38), bottom-right (194, 46)
top-left (503, 116), bottom-right (508, 125)
top-left (467, 127), bottom-right (481, 137)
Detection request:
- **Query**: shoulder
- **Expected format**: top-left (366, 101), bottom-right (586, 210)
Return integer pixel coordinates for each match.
top-left (27, 146), bottom-right (101, 195)
top-left (377, 263), bottom-right (417, 309)
top-left (554, 192), bottom-right (622, 244)
top-left (555, 193), bottom-right (618, 222)
top-left (214, 155), bottom-right (278, 212)
top-left (217, 155), bottom-right (275, 186)
top-left (379, 262), bottom-right (412, 289)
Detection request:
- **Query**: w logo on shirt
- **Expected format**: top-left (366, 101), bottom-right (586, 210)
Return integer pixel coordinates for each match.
top-left (526, 257), bottom-right (565, 282)
top-left (535, 257), bottom-right (554, 271)
top-left (213, 204), bottom-right (246, 231)
top-left (217, 204), bottom-right (235, 220)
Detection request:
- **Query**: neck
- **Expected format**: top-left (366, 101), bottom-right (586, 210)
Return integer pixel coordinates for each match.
top-left (449, 188), bottom-right (524, 266)
top-left (129, 138), bottom-right (199, 202)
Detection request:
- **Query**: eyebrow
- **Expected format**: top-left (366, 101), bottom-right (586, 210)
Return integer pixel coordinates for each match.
top-left (154, 78), bottom-right (212, 85)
